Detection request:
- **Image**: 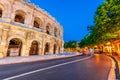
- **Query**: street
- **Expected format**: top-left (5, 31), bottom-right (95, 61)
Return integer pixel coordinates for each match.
top-left (0, 54), bottom-right (112, 80)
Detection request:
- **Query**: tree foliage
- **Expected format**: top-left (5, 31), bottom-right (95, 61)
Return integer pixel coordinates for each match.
top-left (64, 41), bottom-right (77, 48)
top-left (79, 0), bottom-right (120, 47)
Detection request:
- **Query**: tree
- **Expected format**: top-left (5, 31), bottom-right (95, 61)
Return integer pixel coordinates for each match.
top-left (79, 0), bottom-right (120, 47)
top-left (64, 41), bottom-right (77, 48)
top-left (93, 0), bottom-right (120, 43)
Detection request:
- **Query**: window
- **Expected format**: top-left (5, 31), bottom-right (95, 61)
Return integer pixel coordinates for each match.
top-left (54, 28), bottom-right (57, 37)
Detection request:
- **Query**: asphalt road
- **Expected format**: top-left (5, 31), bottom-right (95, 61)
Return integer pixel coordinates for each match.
top-left (0, 54), bottom-right (112, 80)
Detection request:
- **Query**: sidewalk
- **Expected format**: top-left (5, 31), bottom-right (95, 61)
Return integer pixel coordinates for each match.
top-left (112, 56), bottom-right (120, 79)
top-left (0, 52), bottom-right (83, 65)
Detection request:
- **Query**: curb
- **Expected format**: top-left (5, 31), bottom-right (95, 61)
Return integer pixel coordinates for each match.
top-left (0, 54), bottom-right (85, 65)
top-left (111, 56), bottom-right (120, 79)
top-left (108, 56), bottom-right (116, 80)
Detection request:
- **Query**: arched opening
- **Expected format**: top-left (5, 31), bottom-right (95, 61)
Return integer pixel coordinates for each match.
top-left (46, 25), bottom-right (50, 34)
top-left (0, 8), bottom-right (2, 18)
top-left (14, 10), bottom-right (26, 24)
top-left (53, 44), bottom-right (57, 54)
top-left (29, 41), bottom-right (39, 55)
top-left (34, 21), bottom-right (40, 28)
top-left (54, 28), bottom-right (57, 37)
top-left (58, 47), bottom-right (61, 53)
top-left (58, 31), bottom-right (61, 38)
top-left (7, 38), bottom-right (22, 57)
top-left (44, 43), bottom-right (49, 55)
top-left (14, 14), bottom-right (25, 24)
top-left (33, 17), bottom-right (42, 29)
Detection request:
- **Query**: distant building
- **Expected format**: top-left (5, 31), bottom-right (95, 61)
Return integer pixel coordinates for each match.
top-left (0, 0), bottom-right (64, 58)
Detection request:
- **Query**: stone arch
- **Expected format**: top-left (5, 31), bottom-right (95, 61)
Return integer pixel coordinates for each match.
top-left (14, 10), bottom-right (26, 24)
top-left (7, 38), bottom-right (22, 57)
top-left (54, 27), bottom-right (58, 37)
top-left (29, 40), bottom-right (39, 55)
top-left (7, 35), bottom-right (26, 45)
top-left (46, 23), bottom-right (51, 35)
top-left (0, 2), bottom-right (5, 9)
top-left (7, 35), bottom-right (26, 56)
top-left (0, 2), bottom-right (5, 18)
top-left (30, 39), bottom-right (41, 45)
top-left (0, 7), bottom-right (2, 18)
top-left (33, 17), bottom-right (43, 29)
top-left (44, 43), bottom-right (50, 55)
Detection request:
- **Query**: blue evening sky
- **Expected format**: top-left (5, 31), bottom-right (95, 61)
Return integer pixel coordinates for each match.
top-left (30, 0), bottom-right (105, 42)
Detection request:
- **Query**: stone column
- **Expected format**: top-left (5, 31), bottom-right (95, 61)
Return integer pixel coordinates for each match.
top-left (42, 18), bottom-right (48, 33)
top-left (2, 2), bottom-right (11, 23)
top-left (21, 44), bottom-right (27, 56)
top-left (1, 28), bottom-right (9, 57)
top-left (51, 43), bottom-right (54, 54)
top-left (0, 29), bottom-right (2, 43)
top-left (61, 40), bottom-right (64, 53)
top-left (26, 11), bottom-right (33, 28)
top-left (23, 40), bottom-right (31, 56)
top-left (56, 46), bottom-right (59, 54)
top-left (49, 43), bottom-right (54, 55)
top-left (38, 41), bottom-right (42, 55)
top-left (41, 38), bottom-right (45, 55)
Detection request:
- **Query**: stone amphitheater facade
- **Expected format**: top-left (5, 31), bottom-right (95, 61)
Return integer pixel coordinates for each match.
top-left (0, 0), bottom-right (64, 58)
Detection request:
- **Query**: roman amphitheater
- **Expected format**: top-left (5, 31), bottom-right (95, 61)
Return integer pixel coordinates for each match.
top-left (0, 0), bottom-right (64, 58)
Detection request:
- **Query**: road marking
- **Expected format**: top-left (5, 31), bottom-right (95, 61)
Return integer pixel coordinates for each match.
top-left (3, 56), bottom-right (91, 80)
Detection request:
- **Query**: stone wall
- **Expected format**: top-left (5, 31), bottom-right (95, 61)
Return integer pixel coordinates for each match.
top-left (0, 0), bottom-right (64, 58)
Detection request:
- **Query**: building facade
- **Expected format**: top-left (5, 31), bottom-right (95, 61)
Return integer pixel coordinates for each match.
top-left (0, 0), bottom-right (64, 58)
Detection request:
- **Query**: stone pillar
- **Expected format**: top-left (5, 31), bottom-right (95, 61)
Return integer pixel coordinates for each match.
top-left (0, 29), bottom-right (2, 43)
top-left (21, 44), bottom-right (27, 56)
top-left (26, 11), bottom-right (33, 28)
top-left (48, 43), bottom-right (52, 55)
top-left (10, 8), bottom-right (16, 23)
top-left (24, 40), bottom-right (31, 56)
top-left (56, 46), bottom-right (59, 54)
top-left (0, 28), bottom-right (9, 57)
top-left (41, 38), bottom-right (45, 55)
top-left (61, 40), bottom-right (64, 53)
top-left (2, 2), bottom-right (11, 23)
top-left (51, 27), bottom-right (54, 36)
top-left (42, 18), bottom-right (47, 33)
top-left (38, 42), bottom-right (42, 55)
top-left (38, 48), bottom-right (42, 55)
top-left (51, 43), bottom-right (54, 55)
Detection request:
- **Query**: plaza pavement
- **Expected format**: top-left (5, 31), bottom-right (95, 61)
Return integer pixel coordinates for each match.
top-left (0, 52), bottom-right (83, 65)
